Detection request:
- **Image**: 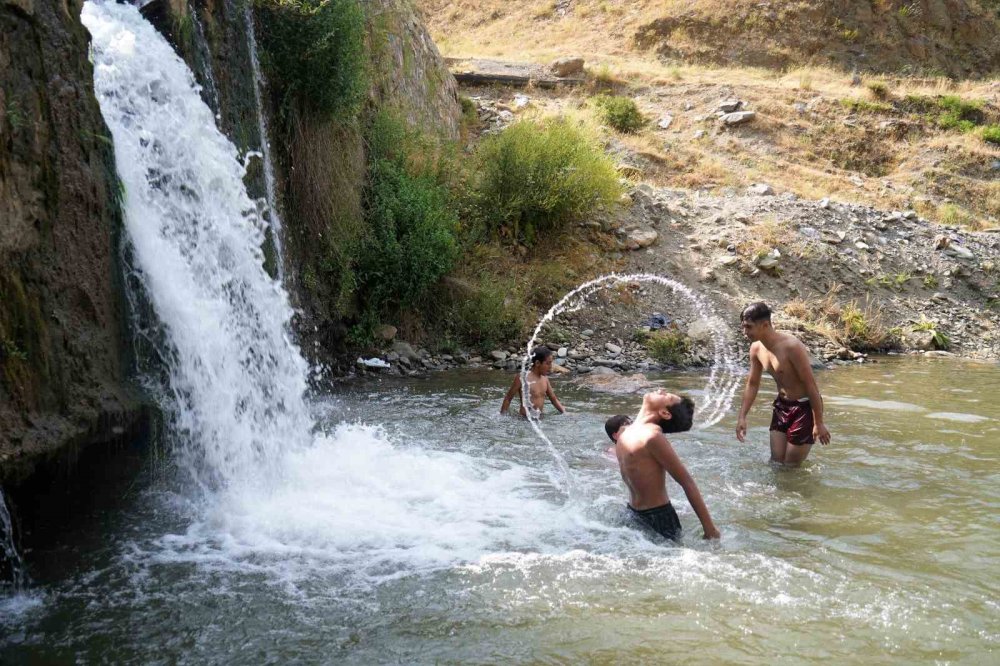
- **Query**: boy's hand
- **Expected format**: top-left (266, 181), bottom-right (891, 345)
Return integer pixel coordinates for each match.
top-left (813, 422), bottom-right (831, 445)
top-left (703, 526), bottom-right (721, 540)
top-left (735, 417), bottom-right (747, 443)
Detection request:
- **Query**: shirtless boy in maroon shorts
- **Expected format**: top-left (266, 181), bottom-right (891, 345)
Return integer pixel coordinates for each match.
top-left (735, 302), bottom-right (832, 466)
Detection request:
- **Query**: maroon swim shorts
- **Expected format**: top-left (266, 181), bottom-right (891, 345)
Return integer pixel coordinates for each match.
top-left (770, 396), bottom-right (815, 445)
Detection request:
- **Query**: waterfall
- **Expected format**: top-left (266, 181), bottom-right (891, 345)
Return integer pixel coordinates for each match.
top-left (82, 1), bottom-right (312, 492)
top-left (0, 489), bottom-right (27, 593)
top-left (244, 4), bottom-right (286, 280)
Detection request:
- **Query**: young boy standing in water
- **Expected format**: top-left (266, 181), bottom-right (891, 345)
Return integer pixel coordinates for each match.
top-left (614, 390), bottom-right (720, 542)
top-left (735, 302), bottom-right (832, 466)
top-left (500, 347), bottom-right (566, 418)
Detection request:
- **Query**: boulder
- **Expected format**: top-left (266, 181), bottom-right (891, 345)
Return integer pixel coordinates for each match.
top-left (605, 342), bottom-right (623, 355)
top-left (686, 319), bottom-right (714, 344)
top-left (754, 248), bottom-right (781, 270)
top-left (720, 111), bottom-right (755, 125)
top-left (376, 324), bottom-right (397, 341)
top-left (490, 350), bottom-right (508, 361)
top-left (551, 56), bottom-right (584, 77)
top-left (657, 115), bottom-right (673, 129)
top-left (904, 330), bottom-right (935, 350)
top-left (747, 183), bottom-right (774, 196)
top-left (391, 341), bottom-right (421, 362)
top-left (718, 99), bottom-right (743, 113)
top-left (627, 229), bottom-right (658, 249)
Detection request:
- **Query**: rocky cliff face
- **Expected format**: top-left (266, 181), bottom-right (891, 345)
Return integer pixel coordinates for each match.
top-left (0, 0), bottom-right (147, 486)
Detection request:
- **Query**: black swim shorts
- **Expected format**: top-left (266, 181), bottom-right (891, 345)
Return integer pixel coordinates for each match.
top-left (628, 502), bottom-right (682, 542)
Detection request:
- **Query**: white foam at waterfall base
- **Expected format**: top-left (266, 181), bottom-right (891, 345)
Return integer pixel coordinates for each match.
top-left (83, 2), bottom-right (601, 580)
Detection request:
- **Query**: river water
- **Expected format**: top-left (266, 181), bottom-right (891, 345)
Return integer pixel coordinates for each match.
top-left (1, 359), bottom-right (997, 663)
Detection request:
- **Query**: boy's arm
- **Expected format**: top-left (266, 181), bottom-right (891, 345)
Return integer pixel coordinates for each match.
top-left (791, 344), bottom-right (831, 445)
top-left (736, 343), bottom-right (763, 443)
top-left (500, 375), bottom-right (520, 414)
top-left (650, 435), bottom-right (720, 539)
top-left (546, 380), bottom-right (565, 414)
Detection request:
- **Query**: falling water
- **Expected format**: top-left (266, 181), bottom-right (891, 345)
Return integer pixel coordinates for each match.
top-left (521, 273), bottom-right (743, 488)
top-left (0, 489), bottom-right (27, 593)
top-left (244, 4), bottom-right (285, 279)
top-left (188, 4), bottom-right (221, 114)
top-left (83, 1), bottom-right (311, 491)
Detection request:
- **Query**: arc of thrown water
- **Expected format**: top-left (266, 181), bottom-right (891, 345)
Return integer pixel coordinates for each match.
top-left (519, 273), bottom-right (743, 491)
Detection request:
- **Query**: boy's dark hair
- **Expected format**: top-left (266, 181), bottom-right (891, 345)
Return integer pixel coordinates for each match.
top-left (740, 301), bottom-right (772, 324)
top-left (530, 346), bottom-right (553, 365)
top-left (662, 395), bottom-right (696, 433)
top-left (604, 414), bottom-right (631, 442)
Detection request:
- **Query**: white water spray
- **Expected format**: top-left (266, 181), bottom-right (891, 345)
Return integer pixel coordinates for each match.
top-left (0, 489), bottom-right (27, 592)
top-left (244, 4), bottom-right (285, 280)
top-left (83, 1), bottom-right (311, 491)
top-left (521, 273), bottom-right (742, 487)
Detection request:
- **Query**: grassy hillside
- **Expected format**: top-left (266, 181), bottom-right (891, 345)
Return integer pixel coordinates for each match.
top-left (419, 0), bottom-right (1000, 78)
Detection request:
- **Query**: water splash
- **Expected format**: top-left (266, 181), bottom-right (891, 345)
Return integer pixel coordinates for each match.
top-left (244, 4), bottom-right (285, 280)
top-left (0, 489), bottom-right (27, 593)
top-left (83, 1), bottom-right (311, 492)
top-left (520, 273), bottom-right (743, 489)
top-left (187, 4), bottom-right (221, 114)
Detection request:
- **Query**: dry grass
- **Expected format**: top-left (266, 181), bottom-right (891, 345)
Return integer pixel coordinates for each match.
top-left (783, 287), bottom-right (899, 351)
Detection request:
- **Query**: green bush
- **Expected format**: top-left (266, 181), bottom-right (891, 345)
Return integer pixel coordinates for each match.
top-left (254, 0), bottom-right (366, 120)
top-left (470, 117), bottom-right (622, 245)
top-left (645, 329), bottom-right (690, 366)
top-left (356, 112), bottom-right (459, 315)
top-left (593, 95), bottom-right (646, 133)
top-left (440, 278), bottom-right (525, 349)
top-left (982, 125), bottom-right (1000, 145)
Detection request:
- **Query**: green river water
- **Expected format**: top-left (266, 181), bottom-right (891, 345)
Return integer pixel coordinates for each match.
top-left (0, 357), bottom-right (997, 664)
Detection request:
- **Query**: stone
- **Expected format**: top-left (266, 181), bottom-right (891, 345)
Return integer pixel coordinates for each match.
top-left (627, 229), bottom-right (658, 249)
top-left (855, 241), bottom-right (870, 251)
top-left (754, 248), bottom-right (781, 270)
top-left (692, 129), bottom-right (706, 139)
top-left (551, 56), bottom-right (584, 77)
top-left (376, 324), bottom-right (397, 341)
top-left (718, 255), bottom-right (739, 267)
top-left (386, 351), bottom-right (400, 362)
top-left (490, 350), bottom-right (508, 361)
top-left (747, 183), bottom-right (774, 196)
top-left (822, 230), bottom-right (846, 244)
top-left (720, 111), bottom-right (755, 126)
top-left (946, 244), bottom-right (974, 260)
top-left (589, 366), bottom-right (618, 376)
top-left (923, 350), bottom-right (955, 358)
top-left (904, 330), bottom-right (935, 350)
top-left (558, 347), bottom-right (568, 358)
top-left (617, 162), bottom-right (644, 178)
top-left (718, 99), bottom-right (743, 113)
top-left (686, 319), bottom-right (714, 344)
top-left (819, 198), bottom-right (831, 209)
top-left (581, 329), bottom-right (594, 338)
top-left (605, 342), bottom-right (623, 355)
top-left (391, 341), bottom-right (420, 362)
top-left (512, 94), bottom-right (530, 109)
top-left (657, 115), bottom-right (673, 129)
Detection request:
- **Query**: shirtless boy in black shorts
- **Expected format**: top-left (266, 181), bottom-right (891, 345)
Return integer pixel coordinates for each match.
top-left (611, 392), bottom-right (720, 542)
top-left (735, 302), bottom-right (832, 466)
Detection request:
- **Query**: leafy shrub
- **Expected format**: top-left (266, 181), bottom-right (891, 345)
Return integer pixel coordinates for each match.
top-left (470, 117), bottom-right (622, 245)
top-left (356, 112), bottom-right (459, 315)
top-left (645, 329), bottom-right (690, 366)
top-left (913, 317), bottom-right (949, 349)
top-left (254, 0), bottom-right (366, 120)
top-left (982, 125), bottom-right (1000, 145)
top-left (866, 81), bottom-right (890, 99)
top-left (593, 95), bottom-right (646, 133)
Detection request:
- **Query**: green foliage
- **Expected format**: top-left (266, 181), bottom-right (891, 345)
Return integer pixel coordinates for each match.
top-left (905, 94), bottom-right (985, 132)
top-left (460, 95), bottom-right (478, 124)
top-left (356, 112), bottom-right (459, 316)
top-left (982, 125), bottom-right (1000, 145)
top-left (0, 337), bottom-right (27, 362)
top-left (645, 329), bottom-right (690, 366)
top-left (254, 0), bottom-right (367, 120)
top-left (593, 95), bottom-right (646, 133)
top-left (5, 98), bottom-right (24, 132)
top-left (441, 278), bottom-right (525, 349)
top-left (840, 98), bottom-right (894, 114)
top-left (470, 117), bottom-right (622, 245)
top-left (912, 317), bottom-right (950, 349)
top-left (866, 81), bottom-right (889, 99)
top-left (922, 273), bottom-right (938, 289)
